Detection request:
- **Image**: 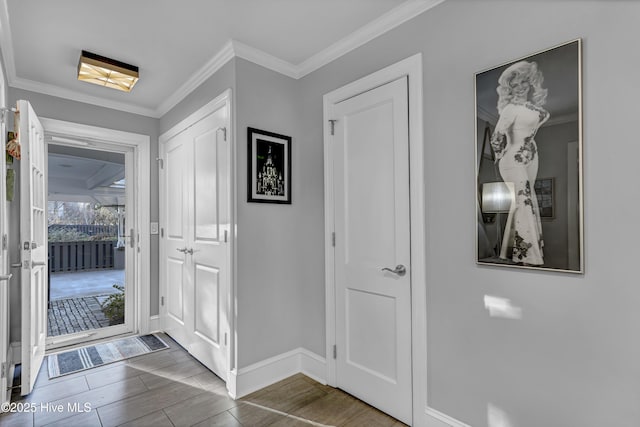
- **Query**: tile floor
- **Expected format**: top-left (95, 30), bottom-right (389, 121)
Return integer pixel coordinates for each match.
top-left (0, 333), bottom-right (405, 427)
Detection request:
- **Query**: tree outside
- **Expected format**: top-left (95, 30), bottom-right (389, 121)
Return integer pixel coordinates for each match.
top-left (48, 201), bottom-right (122, 242)
top-left (48, 201), bottom-right (119, 225)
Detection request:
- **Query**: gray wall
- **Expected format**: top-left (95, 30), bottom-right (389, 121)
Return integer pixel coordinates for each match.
top-left (5, 1), bottom-right (640, 425)
top-left (160, 57), bottom-right (316, 368)
top-left (7, 88), bottom-right (160, 340)
top-left (159, 60), bottom-right (236, 135)
top-left (235, 58), bottom-right (320, 367)
top-left (297, 1), bottom-right (640, 426)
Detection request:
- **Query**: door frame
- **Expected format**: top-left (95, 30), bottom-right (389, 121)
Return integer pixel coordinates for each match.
top-left (322, 54), bottom-right (426, 424)
top-left (158, 88), bottom-right (235, 392)
top-left (40, 118), bottom-right (151, 348)
top-left (0, 59), bottom-right (10, 406)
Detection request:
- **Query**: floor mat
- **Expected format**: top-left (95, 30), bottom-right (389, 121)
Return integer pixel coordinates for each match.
top-left (47, 334), bottom-right (169, 378)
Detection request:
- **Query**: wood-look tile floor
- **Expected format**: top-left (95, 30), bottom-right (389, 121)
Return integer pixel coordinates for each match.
top-left (0, 333), bottom-right (406, 427)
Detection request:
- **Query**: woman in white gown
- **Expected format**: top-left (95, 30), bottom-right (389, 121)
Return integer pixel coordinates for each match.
top-left (490, 61), bottom-right (550, 265)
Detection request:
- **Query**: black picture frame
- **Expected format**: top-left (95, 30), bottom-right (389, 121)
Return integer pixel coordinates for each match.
top-left (247, 127), bottom-right (292, 204)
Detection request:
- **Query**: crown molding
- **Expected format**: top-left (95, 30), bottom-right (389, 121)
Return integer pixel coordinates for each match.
top-left (11, 76), bottom-right (157, 117)
top-left (0, 0), bottom-right (446, 119)
top-left (297, 0), bottom-right (446, 78)
top-left (232, 40), bottom-right (299, 79)
top-left (154, 40), bottom-right (235, 117)
top-left (0, 0), bottom-right (157, 117)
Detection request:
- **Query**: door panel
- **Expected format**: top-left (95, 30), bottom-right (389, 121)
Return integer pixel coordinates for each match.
top-left (167, 144), bottom-right (186, 239)
top-left (19, 100), bottom-right (48, 396)
top-left (194, 130), bottom-right (219, 241)
top-left (343, 100), bottom-right (396, 267)
top-left (332, 77), bottom-right (412, 423)
top-left (166, 258), bottom-right (185, 322)
top-left (346, 289), bottom-right (397, 381)
top-left (194, 264), bottom-right (219, 343)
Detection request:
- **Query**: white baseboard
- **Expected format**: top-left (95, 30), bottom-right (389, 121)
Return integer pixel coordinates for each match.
top-left (425, 406), bottom-right (472, 427)
top-left (10, 342), bottom-right (20, 365)
top-left (299, 348), bottom-right (327, 385)
top-left (230, 348), bottom-right (326, 398)
top-left (148, 315), bottom-right (160, 333)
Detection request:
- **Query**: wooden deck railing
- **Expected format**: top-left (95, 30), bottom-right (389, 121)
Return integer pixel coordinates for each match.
top-left (48, 240), bottom-right (117, 273)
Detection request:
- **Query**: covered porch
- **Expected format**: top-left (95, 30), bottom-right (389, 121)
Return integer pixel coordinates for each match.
top-left (47, 269), bottom-right (125, 337)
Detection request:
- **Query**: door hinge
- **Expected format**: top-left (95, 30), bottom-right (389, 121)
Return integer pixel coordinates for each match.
top-left (161, 296), bottom-right (165, 306)
top-left (218, 127), bottom-right (227, 141)
top-left (224, 332), bottom-right (228, 346)
top-left (160, 228), bottom-right (164, 238)
top-left (331, 232), bottom-right (335, 247)
top-left (224, 230), bottom-right (228, 243)
top-left (328, 120), bottom-right (337, 136)
top-left (156, 157), bottom-right (164, 169)
top-left (333, 345), bottom-right (337, 359)
top-left (129, 229), bottom-right (135, 249)
top-left (2, 234), bottom-right (6, 251)
top-left (1, 362), bottom-right (6, 378)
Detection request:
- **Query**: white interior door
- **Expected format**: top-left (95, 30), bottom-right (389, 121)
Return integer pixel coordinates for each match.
top-left (161, 102), bottom-right (230, 381)
top-left (18, 100), bottom-right (48, 396)
top-left (331, 77), bottom-right (412, 423)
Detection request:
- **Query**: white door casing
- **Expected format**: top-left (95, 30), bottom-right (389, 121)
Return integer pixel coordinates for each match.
top-left (40, 119), bottom-right (151, 349)
top-left (19, 100), bottom-right (48, 396)
top-left (323, 54), bottom-right (426, 426)
top-left (160, 90), bottom-right (232, 383)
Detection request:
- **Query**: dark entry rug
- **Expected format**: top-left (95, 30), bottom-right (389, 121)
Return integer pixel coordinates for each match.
top-left (47, 334), bottom-right (169, 378)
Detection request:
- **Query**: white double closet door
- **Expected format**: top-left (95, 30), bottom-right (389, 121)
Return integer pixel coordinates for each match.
top-left (161, 101), bottom-right (230, 381)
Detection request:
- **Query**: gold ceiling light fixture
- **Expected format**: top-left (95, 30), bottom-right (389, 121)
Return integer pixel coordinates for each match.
top-left (77, 50), bottom-right (139, 92)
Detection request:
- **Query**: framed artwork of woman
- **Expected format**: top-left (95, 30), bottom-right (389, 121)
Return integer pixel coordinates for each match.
top-left (475, 39), bottom-right (583, 273)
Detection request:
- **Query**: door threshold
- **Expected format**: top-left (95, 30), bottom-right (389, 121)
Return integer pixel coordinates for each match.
top-left (45, 330), bottom-right (137, 354)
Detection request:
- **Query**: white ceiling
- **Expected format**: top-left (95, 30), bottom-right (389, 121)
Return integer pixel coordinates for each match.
top-left (0, 0), bottom-right (442, 118)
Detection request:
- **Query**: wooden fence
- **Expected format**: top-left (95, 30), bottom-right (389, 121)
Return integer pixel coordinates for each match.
top-left (48, 224), bottom-right (118, 236)
top-left (48, 240), bottom-right (117, 273)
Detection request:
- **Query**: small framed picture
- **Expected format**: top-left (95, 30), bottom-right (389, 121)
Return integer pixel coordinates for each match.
top-left (534, 177), bottom-right (554, 219)
top-left (247, 127), bottom-right (291, 204)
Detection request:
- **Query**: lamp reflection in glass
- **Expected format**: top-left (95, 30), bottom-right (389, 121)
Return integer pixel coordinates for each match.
top-left (482, 182), bottom-right (515, 258)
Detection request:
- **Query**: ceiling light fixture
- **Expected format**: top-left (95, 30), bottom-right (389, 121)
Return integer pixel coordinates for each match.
top-left (77, 50), bottom-right (139, 92)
